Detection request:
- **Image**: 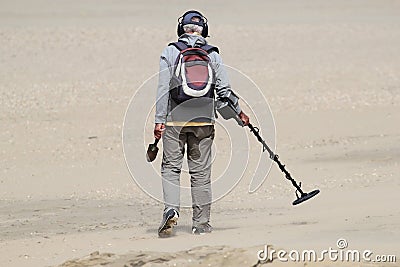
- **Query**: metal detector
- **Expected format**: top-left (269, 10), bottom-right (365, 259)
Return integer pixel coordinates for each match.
top-left (217, 99), bottom-right (320, 205)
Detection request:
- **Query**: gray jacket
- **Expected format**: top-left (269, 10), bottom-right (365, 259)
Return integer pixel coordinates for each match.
top-left (155, 33), bottom-right (241, 124)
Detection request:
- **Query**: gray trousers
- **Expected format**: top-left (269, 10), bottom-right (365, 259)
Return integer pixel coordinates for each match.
top-left (161, 125), bottom-right (214, 226)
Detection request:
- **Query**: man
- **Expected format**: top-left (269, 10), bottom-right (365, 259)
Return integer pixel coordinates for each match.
top-left (154, 10), bottom-right (249, 237)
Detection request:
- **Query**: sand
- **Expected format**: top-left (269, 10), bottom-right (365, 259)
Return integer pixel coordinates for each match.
top-left (0, 0), bottom-right (399, 266)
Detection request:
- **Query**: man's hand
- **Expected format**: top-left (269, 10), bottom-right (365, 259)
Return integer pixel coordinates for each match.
top-left (154, 123), bottom-right (165, 139)
top-left (239, 111), bottom-right (250, 126)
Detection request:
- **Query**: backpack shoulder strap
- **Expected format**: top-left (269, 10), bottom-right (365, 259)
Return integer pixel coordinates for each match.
top-left (168, 41), bottom-right (189, 51)
top-left (201, 44), bottom-right (219, 54)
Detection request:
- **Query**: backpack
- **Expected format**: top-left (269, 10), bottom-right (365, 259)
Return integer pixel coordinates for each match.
top-left (168, 41), bottom-right (219, 104)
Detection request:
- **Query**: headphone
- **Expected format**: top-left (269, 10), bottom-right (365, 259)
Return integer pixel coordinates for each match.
top-left (177, 10), bottom-right (209, 38)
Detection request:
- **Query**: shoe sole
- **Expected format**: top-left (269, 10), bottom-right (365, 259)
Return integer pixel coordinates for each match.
top-left (192, 227), bottom-right (212, 235)
top-left (192, 230), bottom-right (206, 235)
top-left (192, 230), bottom-right (211, 235)
top-left (158, 216), bottom-right (178, 238)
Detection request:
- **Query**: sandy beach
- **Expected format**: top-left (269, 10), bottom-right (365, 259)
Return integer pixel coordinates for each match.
top-left (1, 0), bottom-right (399, 266)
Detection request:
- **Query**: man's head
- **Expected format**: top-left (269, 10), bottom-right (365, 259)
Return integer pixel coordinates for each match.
top-left (183, 15), bottom-right (203, 36)
top-left (177, 10), bottom-right (208, 38)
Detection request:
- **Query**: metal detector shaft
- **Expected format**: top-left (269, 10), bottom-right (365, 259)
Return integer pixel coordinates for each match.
top-left (247, 124), bottom-right (275, 159)
top-left (247, 123), bottom-right (305, 195)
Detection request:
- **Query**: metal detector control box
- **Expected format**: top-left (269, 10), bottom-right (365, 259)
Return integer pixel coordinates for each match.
top-left (216, 91), bottom-right (244, 126)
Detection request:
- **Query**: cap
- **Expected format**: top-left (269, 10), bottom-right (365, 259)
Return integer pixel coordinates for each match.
top-left (182, 12), bottom-right (205, 27)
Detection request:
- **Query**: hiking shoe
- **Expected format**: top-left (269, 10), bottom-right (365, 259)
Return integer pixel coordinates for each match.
top-left (158, 208), bottom-right (179, 238)
top-left (192, 223), bottom-right (213, 235)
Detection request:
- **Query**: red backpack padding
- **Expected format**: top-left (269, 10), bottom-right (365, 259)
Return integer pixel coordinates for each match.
top-left (168, 42), bottom-right (219, 104)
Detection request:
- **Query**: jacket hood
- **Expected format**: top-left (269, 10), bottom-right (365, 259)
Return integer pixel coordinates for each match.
top-left (178, 33), bottom-right (207, 47)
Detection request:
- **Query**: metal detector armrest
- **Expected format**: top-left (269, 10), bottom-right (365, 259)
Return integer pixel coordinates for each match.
top-left (216, 99), bottom-right (243, 126)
